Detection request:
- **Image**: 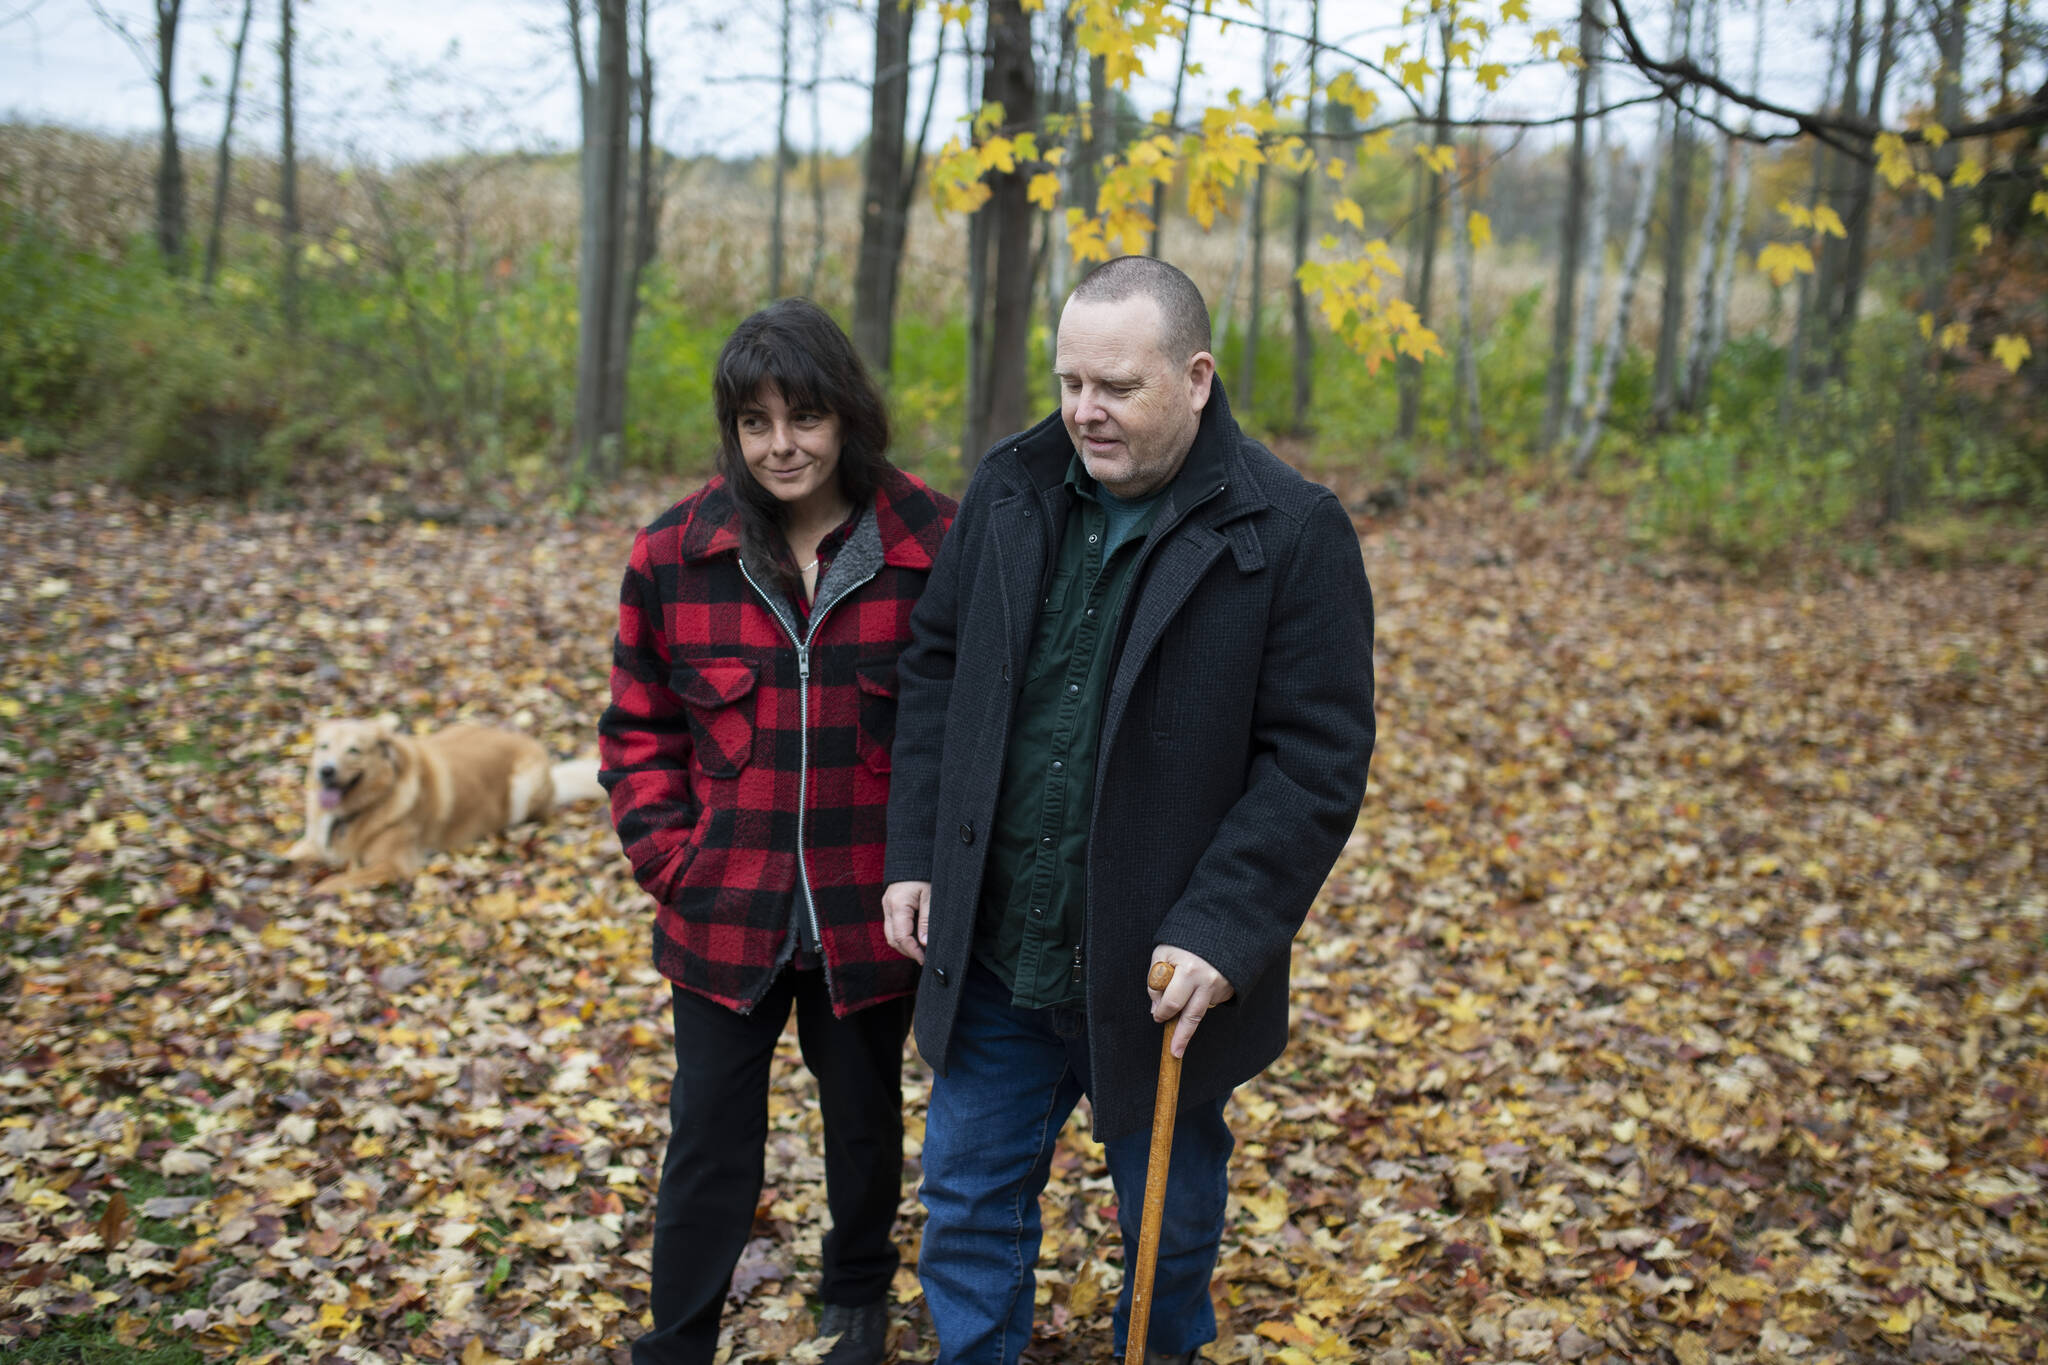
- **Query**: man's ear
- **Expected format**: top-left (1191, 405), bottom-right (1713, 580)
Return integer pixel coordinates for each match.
top-left (1187, 351), bottom-right (1217, 411)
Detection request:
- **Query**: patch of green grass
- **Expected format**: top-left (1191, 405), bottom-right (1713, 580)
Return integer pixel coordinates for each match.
top-left (5, 1318), bottom-right (208, 1365)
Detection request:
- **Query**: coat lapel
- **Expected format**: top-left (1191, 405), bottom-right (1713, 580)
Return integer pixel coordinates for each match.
top-left (1101, 523), bottom-right (1227, 749)
top-left (989, 490), bottom-right (1050, 674)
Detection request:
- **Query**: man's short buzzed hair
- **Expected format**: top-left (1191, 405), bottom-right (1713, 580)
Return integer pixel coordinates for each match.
top-left (1069, 256), bottom-right (1213, 366)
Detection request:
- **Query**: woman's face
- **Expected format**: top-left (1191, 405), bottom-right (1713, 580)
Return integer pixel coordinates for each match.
top-left (736, 381), bottom-right (843, 515)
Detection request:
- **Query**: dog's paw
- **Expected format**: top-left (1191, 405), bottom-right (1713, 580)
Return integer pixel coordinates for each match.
top-left (285, 839), bottom-right (322, 864)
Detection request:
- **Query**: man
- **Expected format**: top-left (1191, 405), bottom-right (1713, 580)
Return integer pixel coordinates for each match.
top-left (881, 256), bottom-right (1375, 1364)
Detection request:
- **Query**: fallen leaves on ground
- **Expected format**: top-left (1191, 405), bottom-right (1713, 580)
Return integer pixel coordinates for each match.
top-left (1, 477), bottom-right (2043, 1364)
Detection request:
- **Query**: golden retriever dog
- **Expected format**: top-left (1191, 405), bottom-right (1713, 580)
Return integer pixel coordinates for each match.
top-left (286, 718), bottom-right (605, 893)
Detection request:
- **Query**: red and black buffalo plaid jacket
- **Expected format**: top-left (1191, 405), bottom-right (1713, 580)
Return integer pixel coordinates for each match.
top-left (599, 466), bottom-right (956, 1017)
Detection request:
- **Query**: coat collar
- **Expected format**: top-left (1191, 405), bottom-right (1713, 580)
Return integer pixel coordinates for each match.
top-left (1001, 378), bottom-right (1266, 530)
top-left (676, 464), bottom-right (948, 571)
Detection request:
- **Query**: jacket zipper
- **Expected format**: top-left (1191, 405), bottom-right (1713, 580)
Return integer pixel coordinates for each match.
top-left (738, 556), bottom-right (880, 999)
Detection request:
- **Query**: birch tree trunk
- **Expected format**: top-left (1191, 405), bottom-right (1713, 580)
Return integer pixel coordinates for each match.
top-left (200, 0), bottom-right (254, 294)
top-left (1572, 101), bottom-right (1670, 477)
top-left (854, 0), bottom-right (916, 373)
top-left (1704, 0), bottom-right (1763, 365)
top-left (1542, 0), bottom-right (1598, 449)
top-left (1289, 0), bottom-right (1318, 434)
top-left (601, 0), bottom-right (657, 446)
top-left (1565, 2), bottom-right (1611, 442)
top-left (1786, 0), bottom-right (1850, 396)
top-left (279, 0), bottom-right (299, 337)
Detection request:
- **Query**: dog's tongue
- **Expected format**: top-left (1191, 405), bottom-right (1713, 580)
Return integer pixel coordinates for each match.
top-left (319, 788), bottom-right (342, 811)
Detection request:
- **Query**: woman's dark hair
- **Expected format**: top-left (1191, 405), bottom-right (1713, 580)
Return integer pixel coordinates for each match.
top-left (712, 298), bottom-right (891, 600)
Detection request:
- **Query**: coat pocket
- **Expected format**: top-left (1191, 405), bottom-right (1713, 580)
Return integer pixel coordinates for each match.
top-left (672, 656), bottom-right (759, 778)
top-left (855, 662), bottom-right (898, 775)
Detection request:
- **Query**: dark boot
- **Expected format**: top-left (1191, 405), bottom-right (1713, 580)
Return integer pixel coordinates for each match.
top-left (818, 1302), bottom-right (888, 1365)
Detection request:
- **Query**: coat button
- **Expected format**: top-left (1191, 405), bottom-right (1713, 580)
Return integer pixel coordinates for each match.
top-left (1002, 662), bottom-right (1011, 682)
top-left (959, 822), bottom-right (975, 844)
top-left (934, 966), bottom-right (949, 985)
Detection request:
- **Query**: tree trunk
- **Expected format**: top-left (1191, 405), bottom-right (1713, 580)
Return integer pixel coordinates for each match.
top-left (574, 0), bottom-right (632, 478)
top-left (1565, 2), bottom-right (1612, 441)
top-left (963, 0), bottom-right (1038, 469)
top-left (1043, 10), bottom-right (1077, 406)
top-left (1893, 0), bottom-right (1965, 523)
top-left (1542, 0), bottom-right (1598, 449)
top-left (603, 0), bottom-right (657, 446)
top-left (1648, 0), bottom-right (1695, 426)
top-left (1244, 161), bottom-right (1268, 414)
top-left (279, 0), bottom-right (299, 336)
top-left (853, 0), bottom-right (915, 373)
top-left (154, 0), bottom-right (186, 271)
top-left (1704, 0), bottom-right (1762, 367)
top-left (1150, 12), bottom-right (1195, 257)
top-left (201, 0), bottom-right (254, 294)
top-left (806, 0), bottom-right (827, 296)
top-left (770, 0), bottom-right (793, 298)
top-left (1289, 0), bottom-right (1319, 434)
top-left (1680, 0), bottom-right (1726, 412)
top-left (1572, 102), bottom-right (1670, 477)
top-left (1396, 31), bottom-right (1451, 441)
top-left (1804, 0), bottom-right (1864, 388)
top-left (1824, 0), bottom-right (1898, 382)
top-left (1445, 137), bottom-right (1481, 466)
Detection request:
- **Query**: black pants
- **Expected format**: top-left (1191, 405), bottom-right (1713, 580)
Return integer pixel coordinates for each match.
top-left (631, 968), bottom-right (914, 1365)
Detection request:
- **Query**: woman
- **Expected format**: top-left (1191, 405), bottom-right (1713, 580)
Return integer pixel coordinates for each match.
top-left (599, 298), bottom-right (956, 1365)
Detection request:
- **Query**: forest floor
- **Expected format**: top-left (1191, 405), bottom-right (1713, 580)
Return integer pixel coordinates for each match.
top-left (1, 469), bottom-right (2044, 1364)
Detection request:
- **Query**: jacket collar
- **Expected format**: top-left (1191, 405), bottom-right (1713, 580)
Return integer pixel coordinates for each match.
top-left (1003, 378), bottom-right (1265, 529)
top-left (676, 464), bottom-right (947, 571)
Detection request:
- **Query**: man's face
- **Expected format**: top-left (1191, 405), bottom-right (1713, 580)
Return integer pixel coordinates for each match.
top-left (1055, 295), bottom-right (1215, 500)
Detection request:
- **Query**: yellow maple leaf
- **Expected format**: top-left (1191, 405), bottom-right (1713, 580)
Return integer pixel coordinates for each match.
top-left (1951, 156), bottom-right (1984, 188)
top-left (1446, 37), bottom-right (1475, 64)
top-left (1917, 312), bottom-right (1933, 340)
top-left (1027, 173), bottom-right (1061, 211)
top-left (1323, 157), bottom-right (1346, 181)
top-left (1467, 210), bottom-right (1492, 247)
top-left (1874, 131), bottom-right (1913, 188)
top-left (1383, 42), bottom-right (1406, 67)
top-left (1921, 121), bottom-right (1949, 147)
top-left (1939, 322), bottom-right (1970, 351)
top-left (1812, 204), bottom-right (1847, 238)
top-left (1918, 172), bottom-right (1946, 200)
top-left (1333, 197), bottom-right (1365, 230)
top-left (1531, 26), bottom-right (1562, 56)
top-left (1500, 0), bottom-right (1529, 20)
top-left (2031, 189), bottom-right (2048, 219)
top-left (1417, 144), bottom-right (1456, 174)
top-left (1777, 198), bottom-right (1814, 230)
top-left (1970, 223), bottom-right (1992, 251)
top-left (977, 136), bottom-right (1017, 175)
top-left (1757, 241), bottom-right (1815, 286)
top-left (1475, 62), bottom-right (1508, 90)
top-left (1401, 56), bottom-right (1434, 92)
top-left (1992, 333), bottom-right (2031, 372)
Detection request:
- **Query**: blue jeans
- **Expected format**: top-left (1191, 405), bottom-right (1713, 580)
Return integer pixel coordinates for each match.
top-left (918, 962), bottom-right (1233, 1364)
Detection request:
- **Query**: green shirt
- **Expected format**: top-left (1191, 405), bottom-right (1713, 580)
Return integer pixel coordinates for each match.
top-left (974, 458), bottom-right (1164, 1007)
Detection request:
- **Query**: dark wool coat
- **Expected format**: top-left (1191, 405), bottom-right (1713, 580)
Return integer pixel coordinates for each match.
top-left (600, 466), bottom-right (956, 1018)
top-left (883, 384), bottom-right (1375, 1141)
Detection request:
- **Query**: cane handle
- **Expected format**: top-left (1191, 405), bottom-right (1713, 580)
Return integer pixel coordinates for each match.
top-left (1148, 961), bottom-right (1175, 992)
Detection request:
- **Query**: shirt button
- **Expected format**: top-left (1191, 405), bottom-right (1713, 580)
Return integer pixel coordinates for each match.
top-left (1041, 835), bottom-right (1054, 847)
top-left (1088, 533), bottom-right (1099, 544)
top-left (1051, 760), bottom-right (1063, 772)
top-left (1086, 608), bottom-right (1096, 618)
top-left (1067, 683), bottom-right (1079, 695)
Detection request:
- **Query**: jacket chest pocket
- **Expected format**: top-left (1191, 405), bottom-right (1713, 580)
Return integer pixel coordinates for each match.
top-left (672, 657), bottom-right (759, 778)
top-left (855, 662), bottom-right (898, 774)
top-left (1023, 572), bottom-right (1074, 683)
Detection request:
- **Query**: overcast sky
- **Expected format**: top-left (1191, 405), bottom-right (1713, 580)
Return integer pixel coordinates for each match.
top-left (3, 0), bottom-right (1845, 166)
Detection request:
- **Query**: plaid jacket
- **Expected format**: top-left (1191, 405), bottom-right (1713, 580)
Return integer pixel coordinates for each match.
top-left (599, 466), bottom-right (956, 1017)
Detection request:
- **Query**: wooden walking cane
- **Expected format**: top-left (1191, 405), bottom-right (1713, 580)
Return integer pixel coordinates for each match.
top-left (1125, 961), bottom-right (1183, 1365)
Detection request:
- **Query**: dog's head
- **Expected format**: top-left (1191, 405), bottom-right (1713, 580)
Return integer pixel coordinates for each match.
top-left (307, 719), bottom-right (403, 813)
